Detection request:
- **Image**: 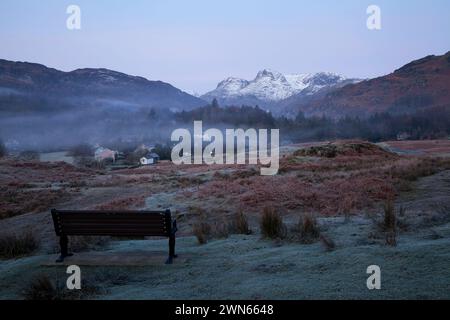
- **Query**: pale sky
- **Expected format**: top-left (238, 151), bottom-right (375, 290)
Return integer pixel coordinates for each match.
top-left (0, 0), bottom-right (449, 94)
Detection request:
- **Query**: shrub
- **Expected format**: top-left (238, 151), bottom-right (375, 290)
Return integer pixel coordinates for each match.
top-left (22, 274), bottom-right (58, 300)
top-left (124, 151), bottom-right (143, 166)
top-left (18, 151), bottom-right (39, 161)
top-left (231, 210), bottom-right (251, 235)
top-left (153, 143), bottom-right (173, 160)
top-left (76, 156), bottom-right (102, 169)
top-left (297, 213), bottom-right (321, 244)
top-left (22, 273), bottom-right (102, 300)
top-left (0, 231), bottom-right (40, 259)
top-left (67, 144), bottom-right (93, 157)
top-left (193, 222), bottom-right (212, 244)
top-left (260, 207), bottom-right (286, 239)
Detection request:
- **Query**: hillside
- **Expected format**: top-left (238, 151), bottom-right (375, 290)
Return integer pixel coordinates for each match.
top-left (0, 59), bottom-right (206, 112)
top-left (289, 52), bottom-right (450, 118)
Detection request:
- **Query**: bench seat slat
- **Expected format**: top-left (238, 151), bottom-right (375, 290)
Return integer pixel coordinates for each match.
top-left (55, 210), bottom-right (167, 214)
top-left (60, 224), bottom-right (167, 230)
top-left (60, 226), bottom-right (167, 232)
top-left (59, 219), bottom-right (165, 225)
top-left (58, 215), bottom-right (166, 220)
top-left (58, 212), bottom-right (167, 216)
top-left (60, 222), bottom-right (166, 227)
top-left (63, 230), bottom-right (169, 236)
top-left (64, 229), bottom-right (167, 236)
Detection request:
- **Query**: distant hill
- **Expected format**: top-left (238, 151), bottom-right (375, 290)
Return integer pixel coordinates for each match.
top-left (287, 52), bottom-right (450, 118)
top-left (0, 59), bottom-right (206, 112)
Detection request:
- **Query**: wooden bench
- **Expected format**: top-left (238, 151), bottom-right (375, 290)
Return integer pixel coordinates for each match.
top-left (51, 209), bottom-right (177, 264)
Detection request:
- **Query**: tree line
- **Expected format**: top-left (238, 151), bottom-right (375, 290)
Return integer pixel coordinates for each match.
top-left (176, 100), bottom-right (450, 143)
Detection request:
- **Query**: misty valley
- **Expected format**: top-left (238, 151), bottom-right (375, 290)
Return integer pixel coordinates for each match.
top-left (1, 51), bottom-right (450, 301)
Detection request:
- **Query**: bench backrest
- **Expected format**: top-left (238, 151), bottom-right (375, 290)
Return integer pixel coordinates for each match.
top-left (51, 209), bottom-right (172, 237)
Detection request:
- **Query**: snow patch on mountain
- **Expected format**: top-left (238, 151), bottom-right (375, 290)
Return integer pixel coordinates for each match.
top-left (202, 69), bottom-right (350, 102)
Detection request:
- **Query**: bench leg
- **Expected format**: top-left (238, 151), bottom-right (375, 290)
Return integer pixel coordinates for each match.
top-left (165, 234), bottom-right (177, 264)
top-left (56, 235), bottom-right (73, 263)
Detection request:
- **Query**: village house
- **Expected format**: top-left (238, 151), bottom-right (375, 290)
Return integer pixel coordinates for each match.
top-left (140, 152), bottom-right (160, 165)
top-left (94, 146), bottom-right (118, 163)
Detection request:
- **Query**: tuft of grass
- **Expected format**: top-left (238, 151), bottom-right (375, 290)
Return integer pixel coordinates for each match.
top-left (22, 274), bottom-right (58, 300)
top-left (260, 207), bottom-right (286, 239)
top-left (382, 200), bottom-right (397, 246)
top-left (341, 196), bottom-right (355, 222)
top-left (320, 234), bottom-right (336, 252)
top-left (0, 230), bottom-right (40, 259)
top-left (193, 222), bottom-right (212, 244)
top-left (212, 220), bottom-right (230, 239)
top-left (383, 200), bottom-right (397, 232)
top-left (385, 232), bottom-right (397, 246)
top-left (231, 210), bottom-right (251, 235)
top-left (297, 213), bottom-right (321, 244)
top-left (22, 273), bottom-right (102, 300)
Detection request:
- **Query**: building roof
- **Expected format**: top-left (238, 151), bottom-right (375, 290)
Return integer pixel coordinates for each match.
top-left (143, 152), bottom-right (160, 159)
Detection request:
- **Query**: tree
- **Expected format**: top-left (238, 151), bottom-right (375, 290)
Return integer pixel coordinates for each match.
top-left (0, 139), bottom-right (6, 158)
top-left (211, 98), bottom-right (219, 109)
top-left (153, 143), bottom-right (173, 161)
top-left (295, 111), bottom-right (306, 123)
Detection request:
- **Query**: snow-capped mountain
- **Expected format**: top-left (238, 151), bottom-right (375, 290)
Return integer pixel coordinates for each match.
top-left (201, 69), bottom-right (355, 106)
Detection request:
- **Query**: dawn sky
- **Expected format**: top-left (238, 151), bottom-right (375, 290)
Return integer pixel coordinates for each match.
top-left (0, 0), bottom-right (449, 94)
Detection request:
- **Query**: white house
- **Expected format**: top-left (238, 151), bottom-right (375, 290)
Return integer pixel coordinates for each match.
top-left (140, 152), bottom-right (160, 165)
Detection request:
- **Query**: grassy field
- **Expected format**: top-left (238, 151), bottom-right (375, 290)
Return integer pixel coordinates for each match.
top-left (1, 140), bottom-right (450, 299)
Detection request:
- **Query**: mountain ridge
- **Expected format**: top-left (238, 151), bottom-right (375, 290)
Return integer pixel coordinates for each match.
top-left (289, 51), bottom-right (450, 118)
top-left (1, 52), bottom-right (449, 119)
top-left (0, 59), bottom-right (206, 112)
top-left (201, 69), bottom-right (360, 112)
